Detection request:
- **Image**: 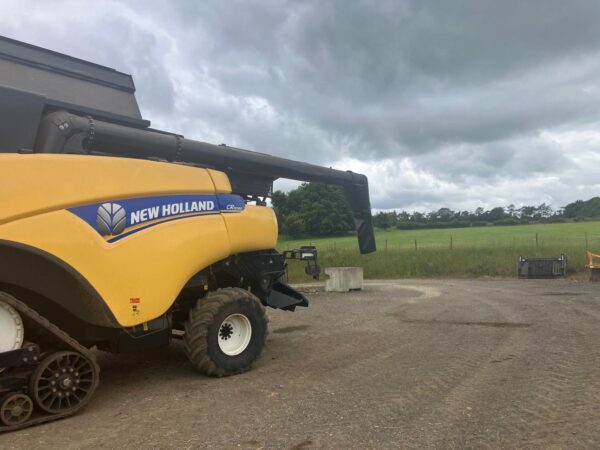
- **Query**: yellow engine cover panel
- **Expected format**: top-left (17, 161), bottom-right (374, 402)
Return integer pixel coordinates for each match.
top-left (0, 154), bottom-right (227, 225)
top-left (0, 154), bottom-right (278, 327)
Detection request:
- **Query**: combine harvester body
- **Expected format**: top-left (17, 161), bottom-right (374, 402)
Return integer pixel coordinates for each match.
top-left (0, 36), bottom-right (375, 430)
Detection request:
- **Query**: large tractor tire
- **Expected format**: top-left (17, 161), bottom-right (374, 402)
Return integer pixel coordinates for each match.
top-left (184, 288), bottom-right (268, 377)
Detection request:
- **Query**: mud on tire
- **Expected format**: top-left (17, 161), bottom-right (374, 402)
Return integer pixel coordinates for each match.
top-left (184, 288), bottom-right (268, 377)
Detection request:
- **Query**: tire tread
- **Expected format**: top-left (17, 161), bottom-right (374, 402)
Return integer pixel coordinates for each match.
top-left (184, 288), bottom-right (268, 377)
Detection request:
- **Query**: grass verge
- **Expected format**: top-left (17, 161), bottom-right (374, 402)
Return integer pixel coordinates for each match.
top-left (279, 222), bottom-right (600, 282)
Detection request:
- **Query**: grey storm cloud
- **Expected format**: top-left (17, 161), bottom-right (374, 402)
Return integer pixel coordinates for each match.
top-left (2, 0), bottom-right (600, 211)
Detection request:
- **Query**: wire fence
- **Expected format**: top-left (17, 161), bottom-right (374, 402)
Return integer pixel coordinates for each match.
top-left (285, 232), bottom-right (600, 253)
top-left (282, 229), bottom-right (600, 280)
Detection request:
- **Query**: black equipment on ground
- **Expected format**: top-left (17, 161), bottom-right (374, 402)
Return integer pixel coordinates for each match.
top-left (283, 246), bottom-right (321, 280)
top-left (518, 254), bottom-right (567, 278)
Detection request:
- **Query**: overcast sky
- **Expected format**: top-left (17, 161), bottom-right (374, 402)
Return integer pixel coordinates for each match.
top-left (2, 0), bottom-right (600, 212)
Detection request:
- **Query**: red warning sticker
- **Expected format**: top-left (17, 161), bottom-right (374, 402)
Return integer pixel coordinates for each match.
top-left (130, 298), bottom-right (141, 304)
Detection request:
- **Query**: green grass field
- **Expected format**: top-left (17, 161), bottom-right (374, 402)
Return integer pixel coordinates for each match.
top-left (278, 221), bottom-right (600, 281)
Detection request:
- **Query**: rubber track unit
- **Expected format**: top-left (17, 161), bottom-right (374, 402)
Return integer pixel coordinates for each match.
top-left (0, 291), bottom-right (100, 433)
top-left (184, 288), bottom-right (268, 377)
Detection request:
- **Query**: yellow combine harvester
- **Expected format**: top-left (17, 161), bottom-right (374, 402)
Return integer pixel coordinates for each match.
top-left (0, 36), bottom-right (375, 430)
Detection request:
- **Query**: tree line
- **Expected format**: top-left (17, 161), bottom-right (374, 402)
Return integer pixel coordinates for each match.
top-left (272, 183), bottom-right (600, 236)
top-left (374, 197), bottom-right (600, 230)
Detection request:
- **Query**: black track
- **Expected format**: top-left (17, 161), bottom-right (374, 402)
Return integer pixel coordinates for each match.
top-left (0, 292), bottom-right (100, 433)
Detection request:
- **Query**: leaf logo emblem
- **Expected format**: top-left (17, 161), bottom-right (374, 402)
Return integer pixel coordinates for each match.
top-left (96, 203), bottom-right (127, 236)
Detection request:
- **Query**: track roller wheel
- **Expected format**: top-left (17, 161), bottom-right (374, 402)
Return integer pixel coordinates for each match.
top-left (0, 393), bottom-right (33, 426)
top-left (184, 288), bottom-right (268, 377)
top-left (30, 351), bottom-right (98, 415)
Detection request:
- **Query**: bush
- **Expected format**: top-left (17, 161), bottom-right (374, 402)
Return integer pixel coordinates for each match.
top-left (493, 218), bottom-right (520, 226)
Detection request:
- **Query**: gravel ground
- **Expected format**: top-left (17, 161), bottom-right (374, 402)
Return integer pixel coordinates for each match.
top-left (1, 279), bottom-right (599, 449)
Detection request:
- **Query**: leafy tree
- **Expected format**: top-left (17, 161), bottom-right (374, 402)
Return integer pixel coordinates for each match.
top-left (536, 203), bottom-right (553, 219)
top-left (284, 212), bottom-right (305, 236)
top-left (272, 183), bottom-right (354, 237)
top-left (398, 211), bottom-right (410, 221)
top-left (563, 197), bottom-right (600, 218)
top-left (486, 207), bottom-right (506, 222)
top-left (411, 211), bottom-right (424, 222)
top-left (518, 206), bottom-right (536, 219)
top-left (373, 211), bottom-right (397, 229)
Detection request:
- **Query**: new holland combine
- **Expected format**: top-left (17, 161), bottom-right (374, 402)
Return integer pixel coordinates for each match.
top-left (0, 36), bottom-right (375, 431)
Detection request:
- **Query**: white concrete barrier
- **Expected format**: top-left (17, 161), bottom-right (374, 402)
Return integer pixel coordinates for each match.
top-left (325, 267), bottom-right (364, 292)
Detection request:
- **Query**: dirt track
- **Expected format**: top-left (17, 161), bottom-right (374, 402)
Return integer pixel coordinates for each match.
top-left (2, 279), bottom-right (599, 449)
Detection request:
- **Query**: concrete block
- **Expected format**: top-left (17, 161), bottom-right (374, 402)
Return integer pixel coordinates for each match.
top-left (325, 267), bottom-right (363, 292)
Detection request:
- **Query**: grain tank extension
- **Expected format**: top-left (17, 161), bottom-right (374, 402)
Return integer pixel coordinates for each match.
top-left (0, 36), bottom-right (375, 431)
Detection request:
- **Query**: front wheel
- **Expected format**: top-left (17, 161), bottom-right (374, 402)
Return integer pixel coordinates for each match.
top-left (184, 288), bottom-right (268, 377)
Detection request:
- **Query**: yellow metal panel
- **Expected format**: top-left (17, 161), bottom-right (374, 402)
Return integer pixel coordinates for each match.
top-left (0, 154), bottom-right (222, 224)
top-left (207, 169), bottom-right (233, 194)
top-left (0, 210), bottom-right (232, 326)
top-left (223, 206), bottom-right (278, 252)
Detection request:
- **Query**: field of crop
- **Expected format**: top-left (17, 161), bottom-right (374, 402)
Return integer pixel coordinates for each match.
top-left (278, 221), bottom-right (600, 281)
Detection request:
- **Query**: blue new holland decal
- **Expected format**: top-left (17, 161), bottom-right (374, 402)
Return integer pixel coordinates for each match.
top-left (69, 193), bottom-right (245, 242)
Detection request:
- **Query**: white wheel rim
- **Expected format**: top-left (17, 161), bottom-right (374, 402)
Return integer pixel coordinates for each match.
top-left (0, 300), bottom-right (24, 371)
top-left (217, 313), bottom-right (252, 356)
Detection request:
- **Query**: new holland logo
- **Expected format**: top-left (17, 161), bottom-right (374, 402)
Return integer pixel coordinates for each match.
top-left (96, 203), bottom-right (126, 236)
top-left (69, 193), bottom-right (245, 242)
